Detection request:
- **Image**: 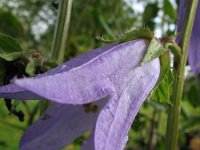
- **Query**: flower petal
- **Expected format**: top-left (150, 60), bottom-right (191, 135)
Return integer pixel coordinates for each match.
top-left (188, 2), bottom-right (200, 73)
top-left (19, 97), bottom-right (109, 150)
top-left (91, 59), bottom-right (160, 150)
top-left (0, 45), bottom-right (115, 100)
top-left (40, 45), bottom-right (116, 77)
top-left (14, 40), bottom-right (149, 104)
top-left (0, 84), bottom-right (44, 100)
top-left (177, 0), bottom-right (200, 73)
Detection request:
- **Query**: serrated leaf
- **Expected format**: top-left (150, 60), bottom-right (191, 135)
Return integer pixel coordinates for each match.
top-left (0, 52), bottom-right (22, 61)
top-left (0, 33), bottom-right (22, 53)
top-left (142, 37), bottom-right (167, 64)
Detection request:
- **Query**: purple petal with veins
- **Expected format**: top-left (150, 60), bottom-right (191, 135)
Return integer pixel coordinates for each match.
top-left (0, 39), bottom-right (160, 150)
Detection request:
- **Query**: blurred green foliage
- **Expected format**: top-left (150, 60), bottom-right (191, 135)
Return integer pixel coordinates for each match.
top-left (0, 0), bottom-right (200, 150)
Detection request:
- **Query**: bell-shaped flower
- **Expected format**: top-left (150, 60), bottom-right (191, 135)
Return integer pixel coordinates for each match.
top-left (177, 0), bottom-right (200, 74)
top-left (0, 39), bottom-right (160, 150)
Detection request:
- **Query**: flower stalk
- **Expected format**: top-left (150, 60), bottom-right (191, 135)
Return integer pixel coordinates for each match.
top-left (165, 1), bottom-right (198, 150)
top-left (50, 0), bottom-right (73, 64)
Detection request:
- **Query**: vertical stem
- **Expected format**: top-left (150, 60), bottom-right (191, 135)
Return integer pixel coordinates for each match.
top-left (165, 1), bottom-right (198, 150)
top-left (50, 0), bottom-right (73, 64)
top-left (147, 109), bottom-right (157, 150)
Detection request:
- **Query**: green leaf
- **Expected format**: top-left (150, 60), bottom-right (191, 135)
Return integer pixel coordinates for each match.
top-left (0, 52), bottom-right (22, 61)
top-left (164, 0), bottom-right (177, 20)
top-left (0, 10), bottom-right (24, 37)
top-left (143, 3), bottom-right (159, 30)
top-left (0, 33), bottom-right (22, 53)
top-left (150, 52), bottom-right (173, 105)
top-left (141, 37), bottom-right (167, 64)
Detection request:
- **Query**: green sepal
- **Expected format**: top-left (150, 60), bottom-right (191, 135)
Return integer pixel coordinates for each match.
top-left (96, 27), bottom-right (154, 44)
top-left (141, 37), bottom-right (167, 64)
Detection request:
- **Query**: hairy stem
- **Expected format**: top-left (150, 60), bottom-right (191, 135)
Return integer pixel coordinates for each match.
top-left (165, 1), bottom-right (198, 150)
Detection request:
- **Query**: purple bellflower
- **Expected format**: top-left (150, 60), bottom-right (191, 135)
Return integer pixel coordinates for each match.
top-left (177, 0), bottom-right (200, 74)
top-left (0, 39), bottom-right (160, 150)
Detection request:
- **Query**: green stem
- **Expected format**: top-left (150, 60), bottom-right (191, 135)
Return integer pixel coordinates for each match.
top-left (50, 0), bottom-right (73, 64)
top-left (165, 1), bottom-right (198, 150)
